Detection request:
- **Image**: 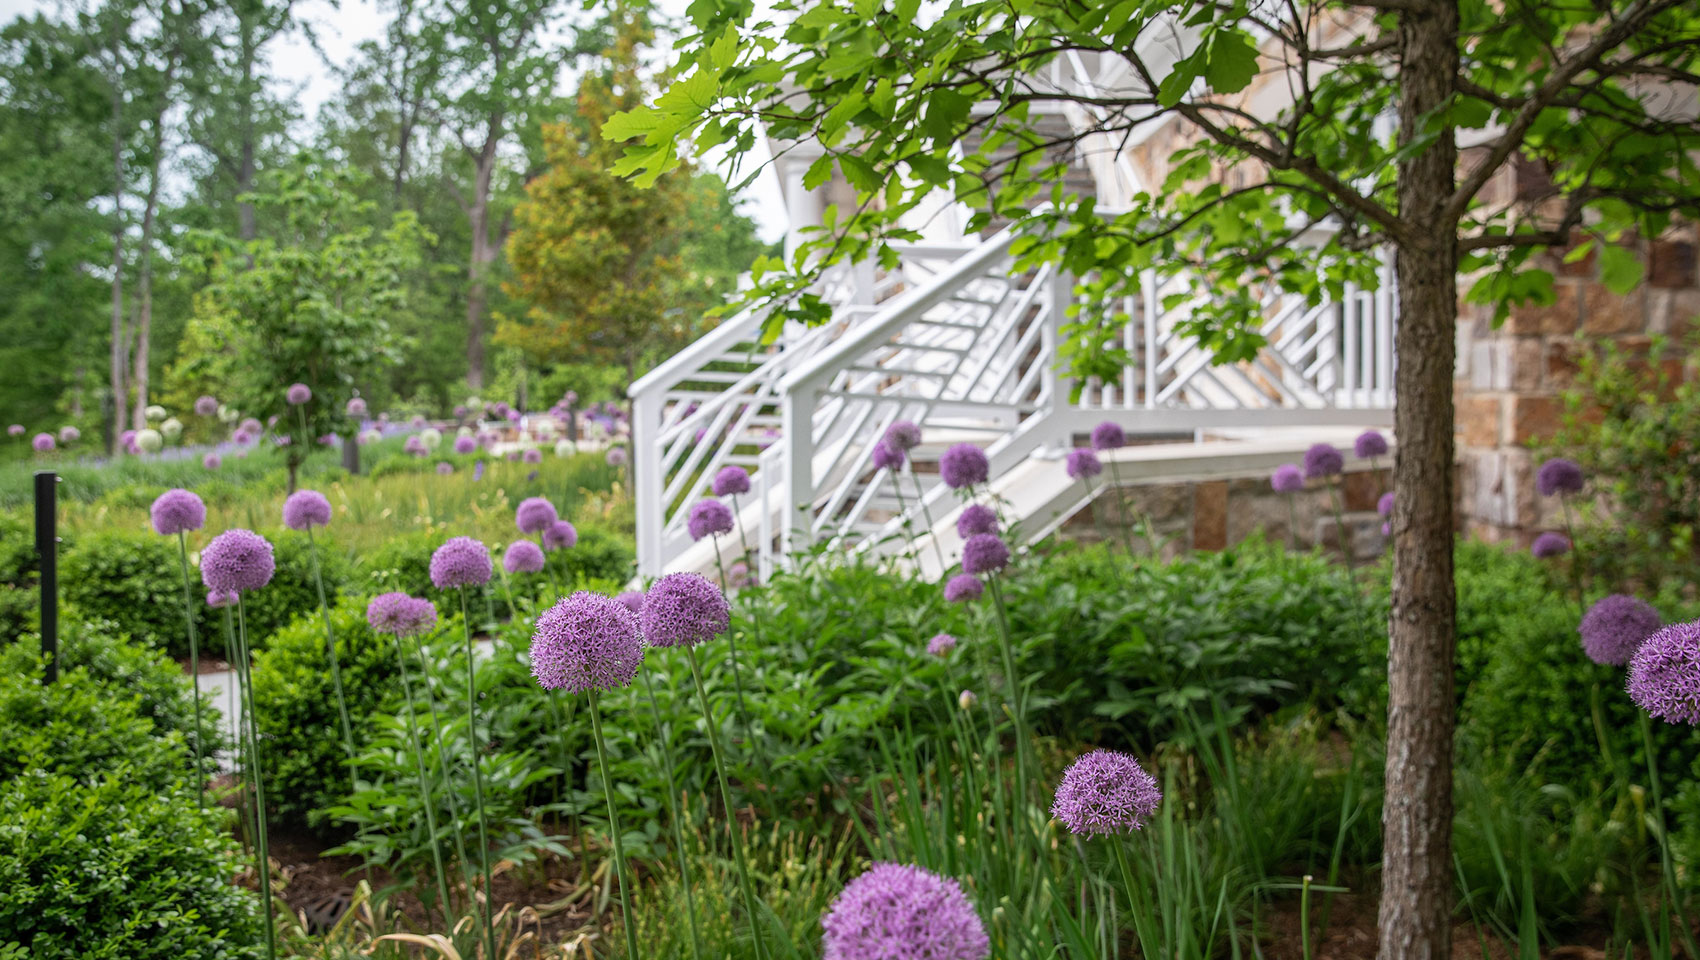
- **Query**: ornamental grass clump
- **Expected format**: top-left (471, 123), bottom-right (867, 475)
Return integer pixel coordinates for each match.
top-left (428, 535), bottom-right (497, 958)
top-left (820, 863), bottom-right (990, 960)
top-left (199, 527), bottom-right (278, 960)
top-left (1579, 594), bottom-right (1661, 666)
top-left (283, 489), bottom-right (354, 768)
top-left (151, 489), bottom-right (210, 803)
top-left (638, 573), bottom-right (767, 960)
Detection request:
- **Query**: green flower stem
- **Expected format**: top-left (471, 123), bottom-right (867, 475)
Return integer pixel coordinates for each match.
top-left (406, 630), bottom-right (475, 902)
top-left (222, 608), bottom-right (258, 857)
top-left (1079, 474), bottom-right (1114, 549)
top-left (1106, 458), bottom-right (1141, 557)
top-left (1110, 838), bottom-right (1155, 957)
top-left (235, 597), bottom-right (277, 960)
top-left (1328, 483), bottom-right (1351, 562)
top-left (456, 587), bottom-right (498, 960)
top-left (392, 631), bottom-right (456, 922)
top-left (1639, 712), bottom-right (1699, 960)
top-left (588, 691), bottom-right (642, 960)
top-left (174, 532), bottom-right (206, 807)
top-left (1285, 492), bottom-right (1299, 552)
top-left (910, 466), bottom-right (947, 573)
top-left (685, 644), bottom-right (770, 960)
top-left (640, 666), bottom-right (705, 960)
top-left (305, 527), bottom-right (355, 773)
top-left (985, 574), bottom-right (1030, 810)
top-left (709, 537), bottom-right (754, 741)
top-left (887, 471), bottom-right (923, 571)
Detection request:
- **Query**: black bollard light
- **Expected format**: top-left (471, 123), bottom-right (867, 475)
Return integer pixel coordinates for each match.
top-left (34, 470), bottom-right (58, 684)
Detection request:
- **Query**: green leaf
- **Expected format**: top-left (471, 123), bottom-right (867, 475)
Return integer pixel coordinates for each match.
top-left (1203, 30), bottom-right (1260, 95)
top-left (802, 152), bottom-right (835, 190)
top-left (1598, 243), bottom-right (1644, 295)
top-left (838, 154), bottom-right (882, 193)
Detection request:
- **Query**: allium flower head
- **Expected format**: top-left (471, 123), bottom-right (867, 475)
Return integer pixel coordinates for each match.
top-left (150, 489), bottom-right (206, 535)
top-left (146, 405), bottom-right (167, 421)
top-left (1066, 448), bottom-right (1102, 480)
top-left (195, 396), bottom-right (219, 417)
top-left (453, 435), bottom-right (476, 455)
top-left (1378, 492), bottom-right (1395, 517)
top-left (1270, 463), bottom-right (1303, 493)
top-left (204, 453), bottom-right (222, 470)
top-left (1303, 443), bottom-right (1344, 479)
top-left (640, 572), bottom-right (731, 648)
top-left (504, 539), bottom-right (546, 574)
top-left (200, 528), bottom-right (276, 594)
top-left (940, 444), bottom-right (989, 489)
top-left (927, 633), bottom-right (958, 657)
top-left (436, 461), bottom-right (453, 475)
top-left (7, 424), bottom-right (23, 437)
top-left (1537, 457), bottom-right (1585, 497)
top-left (58, 425), bottom-right (80, 444)
top-left (206, 589), bottom-right (238, 608)
top-left (687, 499), bottom-right (734, 541)
top-left (606, 446), bottom-right (628, 467)
top-left (713, 466), bottom-right (751, 497)
top-left (531, 592), bottom-right (645, 693)
top-left (1354, 430), bottom-right (1389, 458)
top-left (956, 504), bottom-right (998, 539)
top-left (404, 435), bottom-right (427, 457)
top-left (522, 447), bottom-right (542, 463)
top-left (961, 534), bottom-right (1010, 575)
top-left (345, 397), bottom-right (368, 418)
top-left (1629, 620), bottom-right (1700, 724)
top-left (32, 433), bottom-right (54, 452)
top-left (1531, 532), bottom-right (1571, 559)
top-left (430, 536), bottom-right (492, 589)
top-left (821, 863), bottom-right (989, 960)
top-left (282, 489), bottom-right (333, 531)
top-left (1580, 594), bottom-right (1662, 666)
top-left (1090, 421), bottom-right (1126, 451)
top-left (615, 591), bottom-right (645, 615)
top-left (542, 519), bottom-right (578, 551)
top-left (240, 417), bottom-right (262, 435)
top-left (136, 429), bottom-right (163, 453)
top-left (367, 592), bottom-right (438, 636)
top-left (416, 427), bottom-right (441, 450)
top-left (286, 383), bottom-right (312, 406)
top-left (871, 439), bottom-right (905, 471)
top-left (944, 573), bottom-right (983, 603)
top-left (515, 496), bottom-right (559, 534)
top-left (883, 420), bottom-right (923, 451)
top-left (1051, 748), bottom-right (1162, 836)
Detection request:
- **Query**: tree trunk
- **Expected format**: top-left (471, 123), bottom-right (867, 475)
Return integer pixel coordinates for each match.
top-left (1378, 1), bottom-right (1460, 957)
top-left (107, 68), bottom-right (127, 457)
top-left (464, 124), bottom-right (502, 390)
top-left (131, 111), bottom-right (168, 431)
top-left (236, 19), bottom-right (257, 242)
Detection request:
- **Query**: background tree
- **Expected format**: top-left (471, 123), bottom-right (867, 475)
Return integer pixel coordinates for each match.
top-left (608, 0), bottom-right (1700, 954)
top-left (501, 5), bottom-right (767, 387)
top-left (169, 158), bottom-right (431, 489)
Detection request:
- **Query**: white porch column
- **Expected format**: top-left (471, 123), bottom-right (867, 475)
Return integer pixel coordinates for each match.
top-left (632, 390), bottom-right (665, 577)
top-left (780, 384), bottom-right (817, 561)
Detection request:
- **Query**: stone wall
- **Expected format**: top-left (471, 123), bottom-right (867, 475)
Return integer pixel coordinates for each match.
top-left (1058, 462), bottom-right (1390, 563)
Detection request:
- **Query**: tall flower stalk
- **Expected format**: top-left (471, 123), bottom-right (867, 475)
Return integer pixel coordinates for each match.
top-left (283, 489), bottom-right (354, 769)
top-left (1051, 749), bottom-right (1162, 957)
top-left (688, 499), bottom-right (754, 739)
top-left (1303, 445), bottom-right (1347, 559)
top-left (1271, 464), bottom-right (1304, 551)
top-left (1091, 421), bottom-right (1141, 556)
top-left (150, 489), bottom-right (209, 805)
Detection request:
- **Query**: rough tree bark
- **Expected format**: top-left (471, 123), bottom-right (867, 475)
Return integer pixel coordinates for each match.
top-left (1379, 0), bottom-right (1460, 956)
top-left (130, 107), bottom-right (169, 431)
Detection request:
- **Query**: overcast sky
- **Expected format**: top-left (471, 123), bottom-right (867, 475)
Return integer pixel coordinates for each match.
top-left (0, 0), bottom-right (788, 240)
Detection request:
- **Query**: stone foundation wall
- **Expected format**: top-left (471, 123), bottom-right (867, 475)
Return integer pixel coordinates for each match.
top-left (1057, 463), bottom-right (1391, 563)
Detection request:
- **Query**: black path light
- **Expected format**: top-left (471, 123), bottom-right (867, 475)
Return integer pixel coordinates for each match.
top-left (34, 470), bottom-right (58, 684)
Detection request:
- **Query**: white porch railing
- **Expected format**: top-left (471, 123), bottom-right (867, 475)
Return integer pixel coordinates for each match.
top-left (631, 227), bottom-right (1397, 578)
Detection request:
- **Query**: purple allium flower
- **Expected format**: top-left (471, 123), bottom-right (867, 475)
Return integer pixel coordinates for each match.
top-left (504, 539), bottom-right (546, 575)
top-left (453, 404), bottom-right (469, 419)
top-left (200, 529), bottom-right (276, 594)
top-left (232, 429), bottom-right (253, 445)
top-left (543, 520), bottom-right (578, 551)
top-left (515, 496), bottom-right (559, 535)
top-left (240, 417), bottom-right (262, 435)
top-left (944, 573), bottom-right (983, 603)
top-left (206, 589), bottom-right (238, 608)
top-left (956, 504), bottom-right (999, 539)
top-left (203, 453), bottom-right (222, 470)
top-left (1580, 594), bottom-right (1662, 666)
top-left (940, 444), bottom-right (989, 489)
top-left (410, 415), bottom-right (427, 429)
top-left (195, 396), bottom-right (218, 417)
top-left (871, 439), bottom-right (906, 471)
top-left (522, 448), bottom-right (542, 464)
top-left (1377, 492), bottom-right (1395, 517)
top-left (429, 536), bottom-right (493, 589)
top-left (961, 534), bottom-right (1010, 575)
top-left (1303, 443), bottom-right (1344, 479)
top-left (531, 592), bottom-right (645, 693)
top-left (404, 435), bottom-right (427, 456)
top-left (58, 425), bottom-right (79, 443)
top-left (1537, 457), bottom-right (1585, 497)
top-left (1090, 421), bottom-right (1126, 451)
top-left (286, 383), bottom-right (312, 406)
top-left (1628, 620), bottom-right (1700, 724)
top-left (728, 561), bottom-right (755, 588)
top-left (150, 489), bottom-right (207, 535)
top-left (367, 592), bottom-right (438, 636)
top-left (687, 499), bottom-right (734, 541)
top-left (6, 424), bottom-right (22, 437)
top-left (927, 633), bottom-right (958, 657)
top-left (282, 489), bottom-right (333, 531)
top-left (1354, 430), bottom-right (1389, 459)
top-left (760, 428), bottom-right (779, 450)
top-left (713, 466), bottom-right (751, 497)
top-left (436, 461), bottom-right (453, 475)
top-left (32, 433), bottom-right (54, 452)
top-left (884, 420), bottom-right (923, 451)
top-left (346, 397), bottom-right (368, 418)
top-left (1382, 521), bottom-right (1391, 537)
top-left (606, 446), bottom-right (628, 467)
top-left (1066, 448), bottom-right (1102, 480)
top-left (1269, 464), bottom-right (1304, 493)
top-left (1050, 749), bottom-right (1162, 836)
top-left (615, 591), bottom-right (645, 615)
top-left (1531, 532), bottom-right (1571, 559)
top-left (821, 863), bottom-right (989, 960)
top-left (639, 572), bottom-right (730, 648)
top-left (453, 435), bottom-right (476, 455)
